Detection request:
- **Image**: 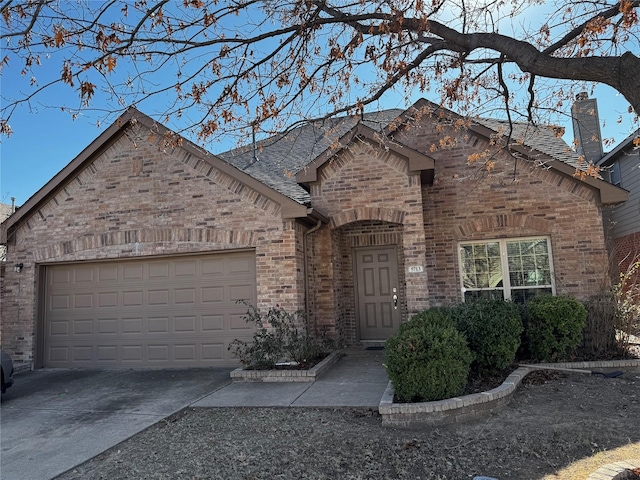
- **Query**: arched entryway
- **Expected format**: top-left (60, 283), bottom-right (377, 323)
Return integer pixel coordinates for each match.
top-left (335, 220), bottom-right (407, 343)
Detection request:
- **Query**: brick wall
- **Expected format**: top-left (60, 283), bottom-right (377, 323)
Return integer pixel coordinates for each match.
top-left (306, 139), bottom-right (428, 343)
top-left (1, 124), bottom-right (305, 365)
top-left (396, 120), bottom-right (610, 305)
top-left (306, 122), bottom-right (611, 343)
top-left (3, 115), bottom-right (617, 361)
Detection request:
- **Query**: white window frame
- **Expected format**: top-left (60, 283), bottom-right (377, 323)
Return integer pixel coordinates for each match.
top-left (458, 236), bottom-right (556, 302)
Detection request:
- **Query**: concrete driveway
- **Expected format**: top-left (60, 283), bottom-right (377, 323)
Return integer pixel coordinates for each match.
top-left (0, 367), bottom-right (232, 480)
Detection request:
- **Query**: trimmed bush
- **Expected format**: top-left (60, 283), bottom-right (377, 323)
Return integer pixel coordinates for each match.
top-left (385, 312), bottom-right (472, 402)
top-left (398, 306), bottom-right (456, 334)
top-left (525, 295), bottom-right (587, 361)
top-left (452, 299), bottom-right (523, 374)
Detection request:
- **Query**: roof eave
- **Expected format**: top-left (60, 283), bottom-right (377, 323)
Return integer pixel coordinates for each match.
top-left (508, 144), bottom-right (629, 206)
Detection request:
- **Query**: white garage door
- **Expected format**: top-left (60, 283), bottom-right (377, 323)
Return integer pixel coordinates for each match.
top-left (43, 252), bottom-right (256, 368)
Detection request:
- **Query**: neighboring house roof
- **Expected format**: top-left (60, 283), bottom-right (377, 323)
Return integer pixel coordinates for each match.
top-left (597, 128), bottom-right (640, 166)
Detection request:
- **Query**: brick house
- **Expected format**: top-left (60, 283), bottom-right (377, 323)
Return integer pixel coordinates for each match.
top-left (0, 99), bottom-right (627, 369)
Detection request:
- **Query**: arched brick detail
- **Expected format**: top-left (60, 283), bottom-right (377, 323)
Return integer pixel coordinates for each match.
top-left (33, 227), bottom-right (258, 262)
top-left (455, 214), bottom-right (552, 238)
top-left (331, 207), bottom-right (406, 229)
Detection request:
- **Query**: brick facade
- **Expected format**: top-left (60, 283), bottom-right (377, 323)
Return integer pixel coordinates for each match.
top-left (1, 109), bottom-right (621, 365)
top-left (1, 124), bottom-right (303, 365)
top-left (396, 118), bottom-right (610, 305)
top-left (305, 139), bottom-right (428, 343)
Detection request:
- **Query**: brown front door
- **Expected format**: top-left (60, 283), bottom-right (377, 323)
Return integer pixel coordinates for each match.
top-left (354, 246), bottom-right (401, 340)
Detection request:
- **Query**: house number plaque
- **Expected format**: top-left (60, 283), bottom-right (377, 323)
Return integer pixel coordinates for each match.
top-left (407, 266), bottom-right (424, 273)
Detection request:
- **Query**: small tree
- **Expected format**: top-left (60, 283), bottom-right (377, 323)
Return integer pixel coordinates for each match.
top-left (229, 304), bottom-right (329, 369)
top-left (613, 257), bottom-right (640, 353)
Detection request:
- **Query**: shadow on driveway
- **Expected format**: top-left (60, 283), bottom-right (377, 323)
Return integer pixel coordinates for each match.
top-left (1, 367), bottom-right (232, 480)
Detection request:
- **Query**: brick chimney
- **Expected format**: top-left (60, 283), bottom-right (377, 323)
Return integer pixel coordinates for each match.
top-left (571, 92), bottom-right (604, 163)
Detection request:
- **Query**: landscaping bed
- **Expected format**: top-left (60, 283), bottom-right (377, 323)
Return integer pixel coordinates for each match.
top-left (229, 350), bottom-right (342, 382)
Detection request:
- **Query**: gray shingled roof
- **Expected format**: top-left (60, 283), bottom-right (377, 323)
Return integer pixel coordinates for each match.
top-left (219, 110), bottom-right (404, 204)
top-left (219, 109), bottom-right (584, 204)
top-left (476, 118), bottom-right (584, 170)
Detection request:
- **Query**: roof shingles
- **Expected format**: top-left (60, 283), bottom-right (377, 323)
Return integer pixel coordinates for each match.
top-left (219, 108), bottom-right (588, 204)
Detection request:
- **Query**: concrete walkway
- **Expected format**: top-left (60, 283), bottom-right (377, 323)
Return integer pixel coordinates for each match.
top-left (193, 348), bottom-right (389, 408)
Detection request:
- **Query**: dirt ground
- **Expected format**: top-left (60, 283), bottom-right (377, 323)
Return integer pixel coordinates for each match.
top-left (57, 367), bottom-right (640, 480)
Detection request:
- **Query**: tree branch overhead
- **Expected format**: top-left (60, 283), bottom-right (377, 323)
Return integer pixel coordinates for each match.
top-left (0, 0), bottom-right (638, 142)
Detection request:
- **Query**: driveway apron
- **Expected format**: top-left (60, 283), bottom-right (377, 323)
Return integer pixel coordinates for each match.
top-left (0, 368), bottom-right (232, 480)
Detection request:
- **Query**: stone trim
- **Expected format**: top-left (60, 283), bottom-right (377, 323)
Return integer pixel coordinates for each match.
top-left (32, 227), bottom-right (258, 262)
top-left (587, 460), bottom-right (640, 480)
top-left (455, 214), bottom-right (552, 238)
top-left (331, 207), bottom-right (406, 229)
top-left (379, 359), bottom-right (640, 428)
top-left (529, 359), bottom-right (640, 370)
top-left (229, 350), bottom-right (342, 382)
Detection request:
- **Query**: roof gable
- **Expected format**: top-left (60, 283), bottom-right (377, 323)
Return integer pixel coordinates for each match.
top-left (385, 98), bottom-right (628, 206)
top-left (219, 109), bottom-right (405, 202)
top-left (4, 108), bottom-right (313, 233)
top-left (295, 123), bottom-right (434, 184)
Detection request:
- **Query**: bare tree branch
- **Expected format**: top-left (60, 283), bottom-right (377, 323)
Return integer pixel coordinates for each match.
top-left (1, 0), bottom-right (638, 143)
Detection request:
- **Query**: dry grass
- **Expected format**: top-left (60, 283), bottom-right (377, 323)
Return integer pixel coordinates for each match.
top-left (58, 368), bottom-right (640, 480)
top-left (542, 444), bottom-right (640, 479)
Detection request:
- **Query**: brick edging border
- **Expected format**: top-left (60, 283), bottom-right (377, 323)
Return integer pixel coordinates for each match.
top-left (229, 350), bottom-right (342, 382)
top-left (587, 459), bottom-right (640, 480)
top-left (379, 359), bottom-right (640, 428)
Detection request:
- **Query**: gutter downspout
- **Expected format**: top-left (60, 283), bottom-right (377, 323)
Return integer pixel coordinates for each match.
top-left (303, 219), bottom-right (323, 334)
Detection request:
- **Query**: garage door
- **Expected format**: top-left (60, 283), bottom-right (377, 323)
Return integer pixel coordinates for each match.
top-left (42, 252), bottom-right (256, 368)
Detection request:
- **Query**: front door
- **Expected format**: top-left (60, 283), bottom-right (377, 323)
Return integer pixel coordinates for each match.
top-left (354, 246), bottom-right (401, 340)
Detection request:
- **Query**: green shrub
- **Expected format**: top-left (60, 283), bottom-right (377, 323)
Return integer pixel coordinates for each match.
top-left (229, 304), bottom-right (330, 369)
top-left (398, 306), bottom-right (456, 334)
top-left (452, 299), bottom-right (523, 374)
top-left (385, 312), bottom-right (472, 402)
top-left (525, 295), bottom-right (587, 361)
